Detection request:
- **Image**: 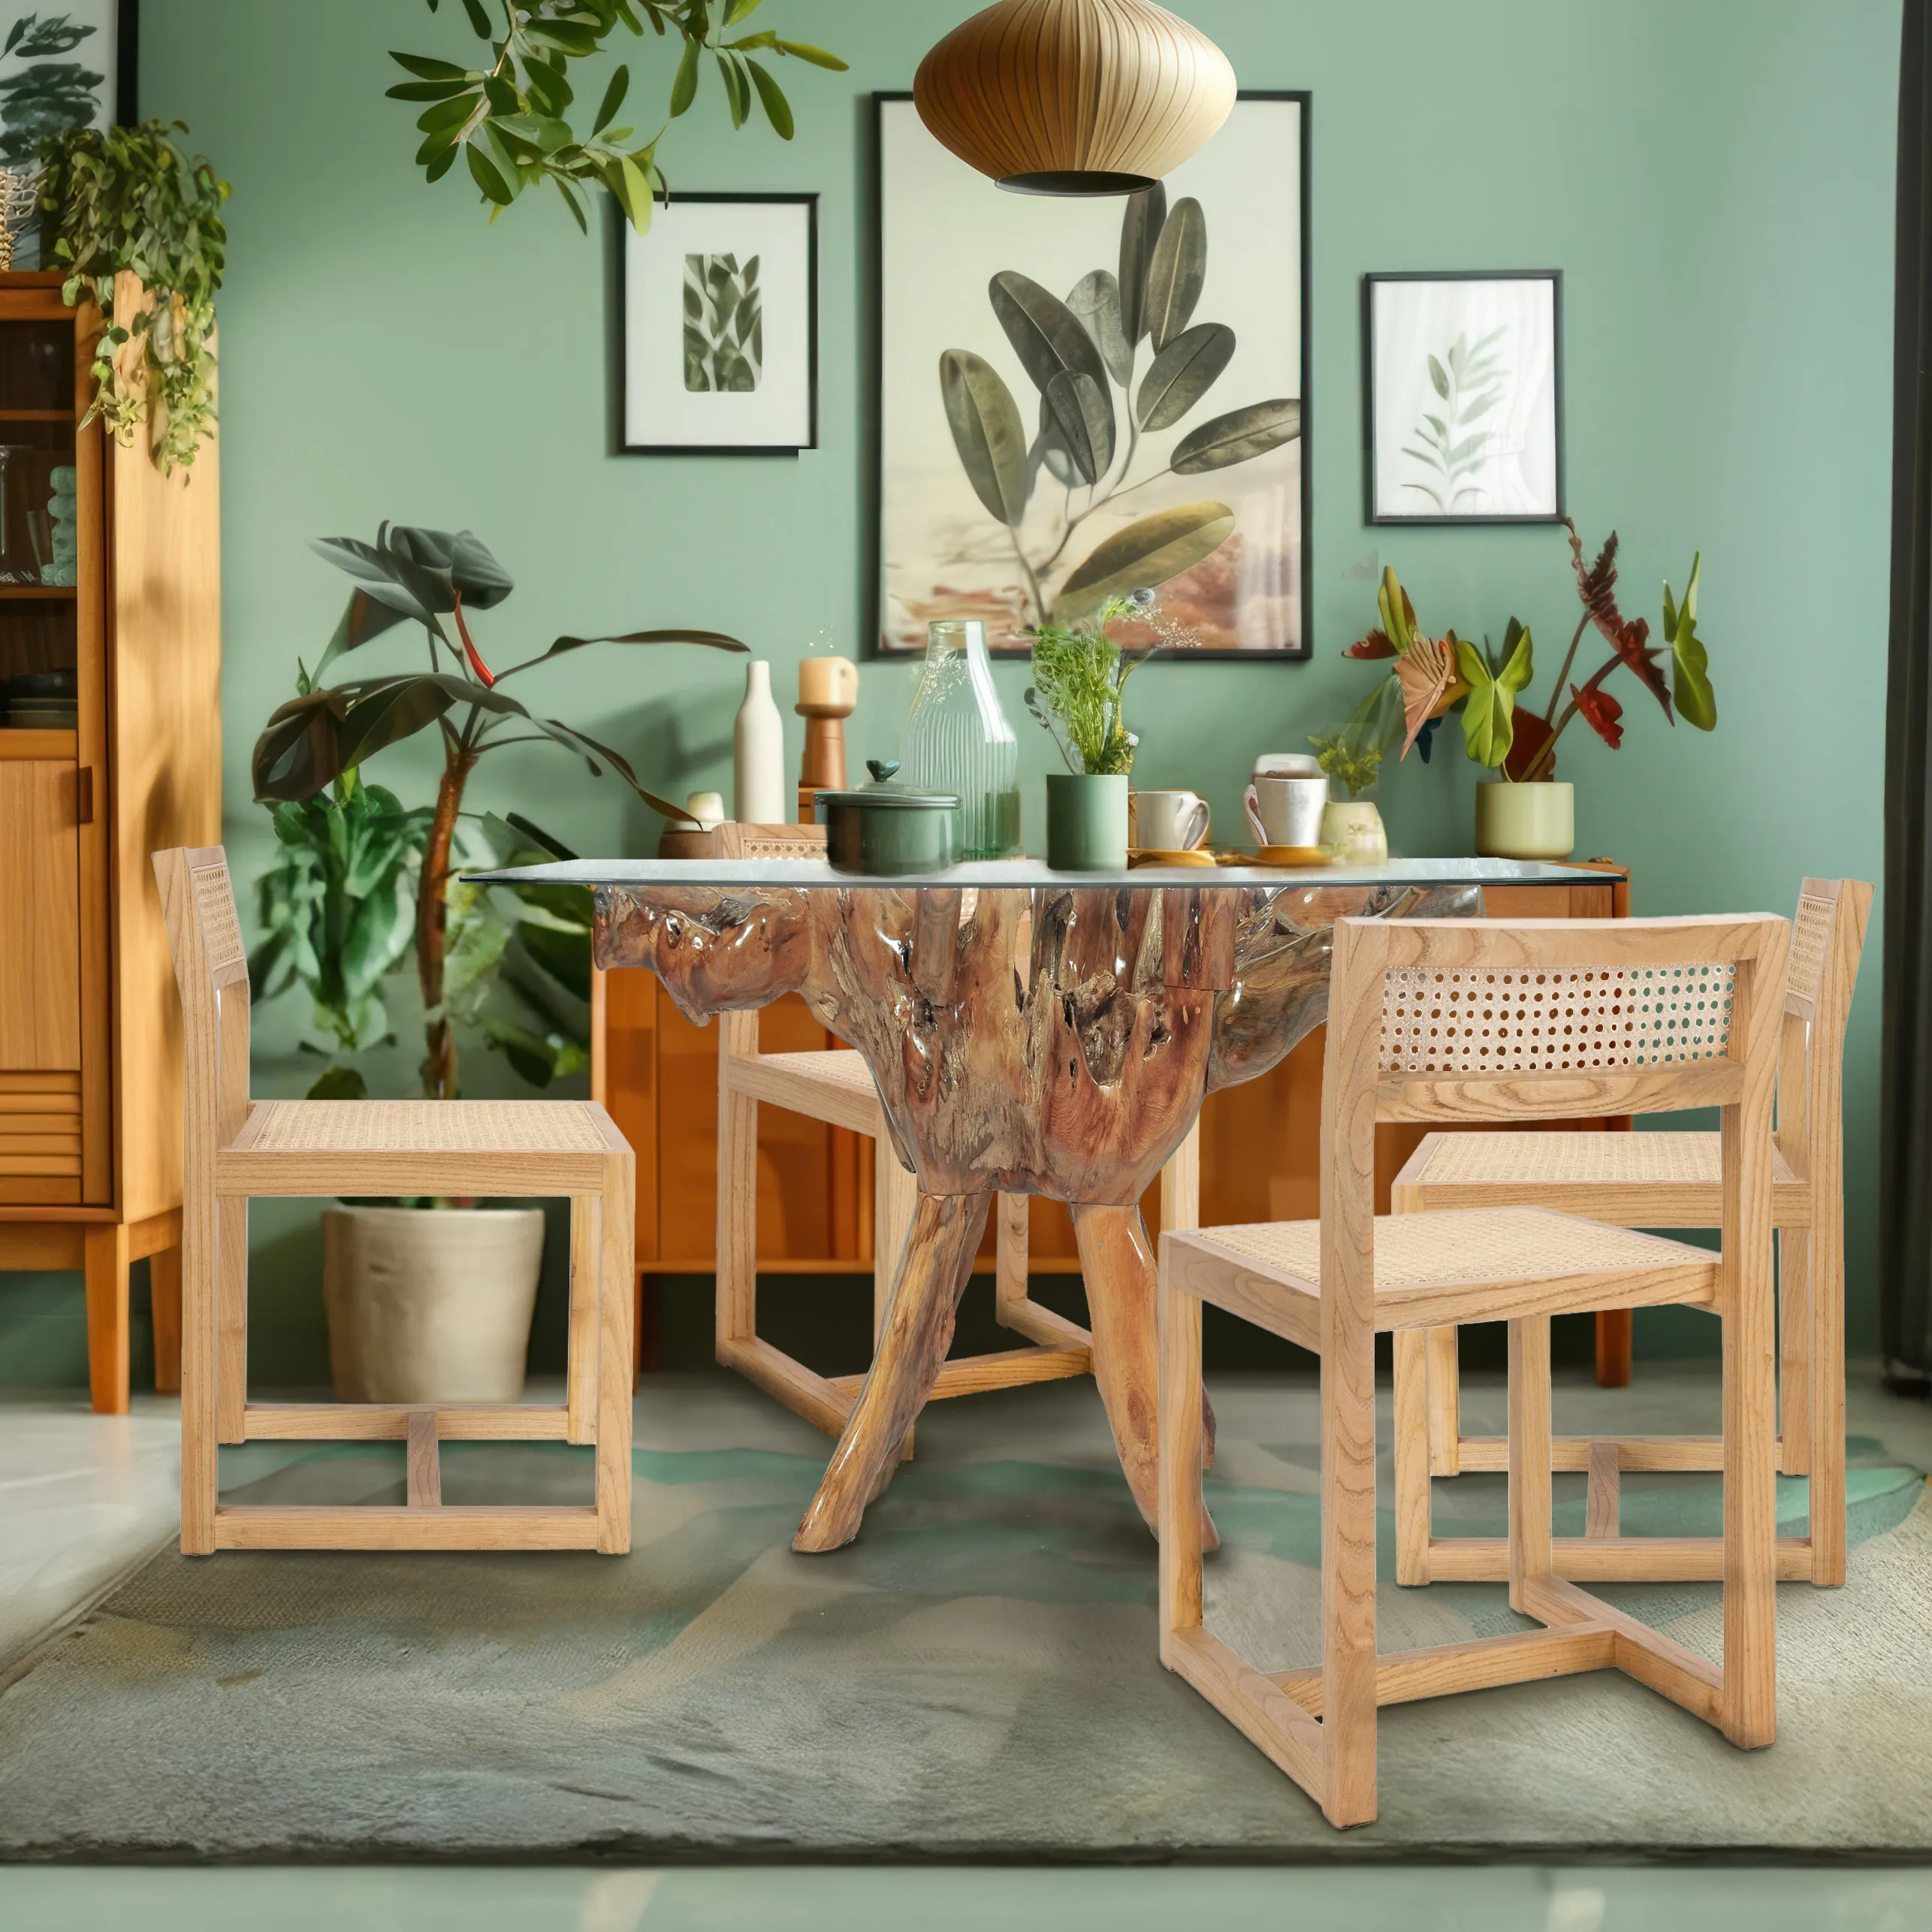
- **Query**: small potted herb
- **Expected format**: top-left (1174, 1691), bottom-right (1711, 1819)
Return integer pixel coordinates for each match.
top-left (1026, 593), bottom-right (1180, 869)
top-left (1307, 717), bottom-right (1390, 865)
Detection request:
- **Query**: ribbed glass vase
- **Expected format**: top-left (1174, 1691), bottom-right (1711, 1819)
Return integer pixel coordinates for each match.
top-left (898, 619), bottom-right (1021, 859)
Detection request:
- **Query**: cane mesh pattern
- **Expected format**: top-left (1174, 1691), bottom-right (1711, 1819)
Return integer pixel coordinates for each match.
top-left (1380, 963), bottom-right (1734, 1073)
top-left (191, 864), bottom-right (245, 972)
top-left (244, 1100), bottom-right (609, 1154)
top-left (758, 1049), bottom-right (877, 1093)
top-left (1788, 894), bottom-right (1834, 1003)
top-left (1407, 1129), bottom-right (1805, 1206)
top-left (1187, 1207), bottom-right (1714, 1294)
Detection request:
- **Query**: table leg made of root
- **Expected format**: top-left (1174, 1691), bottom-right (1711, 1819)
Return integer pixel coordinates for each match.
top-left (596, 878), bottom-right (1479, 1552)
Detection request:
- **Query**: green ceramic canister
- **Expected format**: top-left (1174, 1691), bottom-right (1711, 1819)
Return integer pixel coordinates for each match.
top-left (816, 759), bottom-right (960, 875)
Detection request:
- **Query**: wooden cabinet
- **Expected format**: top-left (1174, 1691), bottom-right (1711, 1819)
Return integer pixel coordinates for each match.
top-left (0, 271), bottom-right (221, 1412)
top-left (594, 865), bottom-right (1632, 1371)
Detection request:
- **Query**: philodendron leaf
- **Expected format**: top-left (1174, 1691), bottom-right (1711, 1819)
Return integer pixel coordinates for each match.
top-left (1117, 183), bottom-right (1168, 346)
top-left (1455, 617), bottom-right (1534, 768)
top-left (1377, 565), bottom-right (1417, 654)
top-left (1664, 553), bottom-right (1716, 730)
top-left (1066, 268), bottom-right (1133, 385)
top-left (989, 270), bottom-right (1107, 395)
top-left (1055, 501), bottom-right (1235, 616)
top-left (940, 349), bottom-right (1030, 527)
top-left (1135, 322), bottom-right (1235, 430)
top-left (1043, 369), bottom-right (1115, 487)
top-left (1170, 398), bottom-right (1301, 473)
top-left (1143, 196), bottom-right (1206, 351)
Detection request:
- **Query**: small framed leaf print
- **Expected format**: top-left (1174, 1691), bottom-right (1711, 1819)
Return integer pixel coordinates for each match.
top-left (1363, 270), bottom-right (1563, 524)
top-left (621, 192), bottom-right (817, 456)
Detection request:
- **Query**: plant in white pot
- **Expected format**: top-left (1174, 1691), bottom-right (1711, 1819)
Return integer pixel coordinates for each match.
top-left (250, 523), bottom-right (744, 1403)
top-left (1339, 522), bottom-right (1716, 858)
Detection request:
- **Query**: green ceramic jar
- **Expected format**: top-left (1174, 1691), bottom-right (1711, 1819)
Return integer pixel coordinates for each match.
top-left (816, 759), bottom-right (960, 876)
top-left (1046, 773), bottom-right (1130, 871)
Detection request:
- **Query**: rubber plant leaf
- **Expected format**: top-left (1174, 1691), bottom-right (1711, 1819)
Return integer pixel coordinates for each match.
top-left (1572, 681), bottom-right (1625, 750)
top-left (940, 349), bottom-right (1030, 527)
top-left (1664, 553), bottom-right (1716, 730)
top-left (1455, 618), bottom-right (1533, 768)
top-left (1170, 399), bottom-right (1300, 475)
top-left (989, 270), bottom-right (1108, 396)
top-left (1056, 501), bottom-right (1235, 616)
top-left (1117, 183), bottom-right (1168, 346)
top-left (493, 626), bottom-right (747, 678)
top-left (1143, 196), bottom-right (1206, 352)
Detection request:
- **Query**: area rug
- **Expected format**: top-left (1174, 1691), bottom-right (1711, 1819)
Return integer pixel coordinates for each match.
top-left (0, 1373), bottom-right (1927, 1861)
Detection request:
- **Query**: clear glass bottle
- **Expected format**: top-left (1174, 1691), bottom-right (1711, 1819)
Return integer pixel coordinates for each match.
top-left (898, 619), bottom-right (1021, 858)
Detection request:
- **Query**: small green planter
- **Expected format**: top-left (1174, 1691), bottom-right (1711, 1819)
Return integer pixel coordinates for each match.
top-left (1046, 772), bottom-right (1129, 871)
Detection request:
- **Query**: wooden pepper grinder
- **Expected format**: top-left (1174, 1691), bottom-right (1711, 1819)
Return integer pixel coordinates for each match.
top-left (796, 653), bottom-right (858, 823)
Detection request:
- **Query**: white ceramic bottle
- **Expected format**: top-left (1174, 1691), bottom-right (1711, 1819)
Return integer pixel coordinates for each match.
top-left (733, 659), bottom-right (786, 825)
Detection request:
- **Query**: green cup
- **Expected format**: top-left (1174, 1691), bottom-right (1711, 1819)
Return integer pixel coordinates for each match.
top-left (1046, 772), bottom-right (1129, 871)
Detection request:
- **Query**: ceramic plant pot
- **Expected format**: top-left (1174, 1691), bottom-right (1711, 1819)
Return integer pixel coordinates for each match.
top-left (1321, 798), bottom-right (1389, 866)
top-left (1475, 780), bottom-right (1575, 860)
top-left (1046, 772), bottom-right (1130, 870)
top-left (322, 1205), bottom-right (545, 1403)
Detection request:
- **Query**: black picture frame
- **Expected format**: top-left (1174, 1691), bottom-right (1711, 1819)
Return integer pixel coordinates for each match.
top-left (617, 190), bottom-right (819, 458)
top-left (866, 89), bottom-right (1314, 661)
top-left (1360, 269), bottom-right (1565, 527)
top-left (116, 0), bottom-right (137, 125)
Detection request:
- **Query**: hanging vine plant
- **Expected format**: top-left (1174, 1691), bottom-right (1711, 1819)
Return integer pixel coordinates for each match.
top-left (39, 119), bottom-right (229, 473)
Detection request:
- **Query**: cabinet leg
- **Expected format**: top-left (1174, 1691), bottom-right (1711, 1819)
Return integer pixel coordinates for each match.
top-left (1595, 1308), bottom-right (1632, 1388)
top-left (84, 1223), bottom-right (131, 1415)
top-left (150, 1242), bottom-right (183, 1395)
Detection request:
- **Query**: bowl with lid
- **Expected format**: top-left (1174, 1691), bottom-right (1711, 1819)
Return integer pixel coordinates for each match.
top-left (814, 759), bottom-right (960, 876)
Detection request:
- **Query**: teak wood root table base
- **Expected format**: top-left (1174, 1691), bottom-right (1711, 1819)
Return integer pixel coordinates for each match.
top-left (482, 857), bottom-right (1611, 1552)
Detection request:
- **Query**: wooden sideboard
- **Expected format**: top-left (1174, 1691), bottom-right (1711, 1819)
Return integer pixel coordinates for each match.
top-left (592, 862), bottom-right (1632, 1381)
top-left (0, 272), bottom-right (222, 1413)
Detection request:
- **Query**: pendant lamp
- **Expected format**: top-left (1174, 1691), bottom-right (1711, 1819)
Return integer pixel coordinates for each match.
top-left (913, 0), bottom-right (1237, 197)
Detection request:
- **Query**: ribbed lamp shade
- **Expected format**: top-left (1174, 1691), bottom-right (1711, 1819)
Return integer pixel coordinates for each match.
top-left (913, 0), bottom-right (1237, 196)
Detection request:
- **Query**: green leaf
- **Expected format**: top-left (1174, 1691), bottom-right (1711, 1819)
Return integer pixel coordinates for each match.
top-left (1056, 501), bottom-right (1235, 617)
top-left (1455, 619), bottom-right (1533, 768)
top-left (1042, 369), bottom-right (1114, 487)
top-left (747, 59), bottom-right (793, 138)
top-left (1143, 196), bottom-right (1206, 352)
top-left (306, 1064), bottom-right (370, 1101)
top-left (458, 0), bottom-right (492, 35)
top-left (1665, 553), bottom-right (1716, 730)
top-left (390, 51), bottom-right (472, 81)
top-left (1428, 354), bottom-right (1451, 400)
top-left (1170, 398), bottom-right (1301, 474)
top-left (940, 349), bottom-right (1031, 527)
top-left (670, 36), bottom-right (700, 114)
top-left (1117, 183), bottom-right (1168, 346)
top-left (416, 93), bottom-right (478, 133)
top-left (989, 270), bottom-right (1107, 396)
top-left (593, 64), bottom-right (630, 134)
top-left (494, 626), bottom-right (747, 678)
top-left (774, 39), bottom-right (849, 69)
top-left (388, 78), bottom-right (473, 102)
top-left (466, 142), bottom-right (515, 205)
top-left (717, 51), bottom-right (749, 127)
top-left (726, 0), bottom-right (768, 18)
top-left (1066, 268), bottom-right (1133, 386)
top-left (1134, 321), bottom-right (1235, 430)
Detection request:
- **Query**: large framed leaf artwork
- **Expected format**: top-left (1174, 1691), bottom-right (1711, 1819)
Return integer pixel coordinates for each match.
top-left (873, 92), bottom-right (1311, 658)
top-left (620, 192), bottom-right (818, 456)
top-left (0, 2), bottom-right (131, 162)
top-left (1363, 270), bottom-right (1564, 524)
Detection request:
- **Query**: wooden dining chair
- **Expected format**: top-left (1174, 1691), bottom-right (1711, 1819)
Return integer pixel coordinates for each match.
top-left (1158, 911), bottom-right (1788, 1828)
top-left (714, 1013), bottom-right (1101, 1441)
top-left (155, 847), bottom-right (634, 1555)
top-left (1390, 878), bottom-right (1870, 1589)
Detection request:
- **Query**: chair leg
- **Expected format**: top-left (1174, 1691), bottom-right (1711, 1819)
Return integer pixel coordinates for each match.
top-left (715, 1012), bottom-right (759, 1360)
top-left (566, 1194), bottom-right (599, 1445)
top-left (83, 1224), bottom-right (130, 1416)
top-left (1321, 1318), bottom-right (1378, 1828)
top-left (150, 1241), bottom-right (183, 1395)
top-left (1722, 1259), bottom-right (1779, 1746)
top-left (1156, 1257), bottom-right (1205, 1659)
top-left (180, 1199), bottom-right (217, 1556)
top-left (596, 1158), bottom-right (636, 1556)
top-left (1807, 1221), bottom-right (1848, 1589)
top-left (216, 1199), bottom-right (248, 1444)
top-left (1777, 1227), bottom-right (1811, 1478)
top-left (1424, 1325), bottom-right (1460, 1475)
top-left (1508, 1315), bottom-right (1554, 1616)
top-left (1392, 1329), bottom-right (1432, 1586)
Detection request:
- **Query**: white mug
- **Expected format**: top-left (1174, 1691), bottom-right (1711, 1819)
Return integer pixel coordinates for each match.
top-left (1131, 788), bottom-right (1212, 852)
top-left (1245, 773), bottom-right (1329, 847)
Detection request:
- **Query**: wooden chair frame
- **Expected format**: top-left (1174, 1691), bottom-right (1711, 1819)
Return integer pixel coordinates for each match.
top-left (713, 1011), bottom-right (1121, 1440)
top-left (156, 847), bottom-right (634, 1554)
top-left (1391, 879), bottom-right (1870, 1589)
top-left (1158, 911), bottom-right (1788, 1828)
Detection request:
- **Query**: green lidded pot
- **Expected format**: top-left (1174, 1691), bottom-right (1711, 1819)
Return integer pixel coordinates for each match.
top-left (815, 759), bottom-right (960, 876)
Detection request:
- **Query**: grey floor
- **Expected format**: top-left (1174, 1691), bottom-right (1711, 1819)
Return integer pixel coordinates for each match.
top-left (2, 1366), bottom-right (1929, 1929)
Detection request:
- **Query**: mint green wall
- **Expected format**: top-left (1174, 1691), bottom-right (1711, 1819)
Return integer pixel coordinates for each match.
top-left (1, 0), bottom-right (1901, 1386)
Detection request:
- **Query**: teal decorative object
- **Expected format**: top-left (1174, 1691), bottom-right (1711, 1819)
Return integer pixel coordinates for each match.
top-left (1046, 772), bottom-right (1128, 871)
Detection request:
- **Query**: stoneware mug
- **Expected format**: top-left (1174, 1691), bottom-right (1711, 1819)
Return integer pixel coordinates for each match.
top-left (1131, 788), bottom-right (1212, 852)
top-left (1245, 773), bottom-right (1329, 848)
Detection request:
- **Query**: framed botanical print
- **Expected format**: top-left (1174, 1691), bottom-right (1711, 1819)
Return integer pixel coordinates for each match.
top-left (0, 0), bottom-right (131, 160)
top-left (620, 192), bottom-right (818, 456)
top-left (1363, 270), bottom-right (1564, 524)
top-left (873, 91), bottom-right (1311, 657)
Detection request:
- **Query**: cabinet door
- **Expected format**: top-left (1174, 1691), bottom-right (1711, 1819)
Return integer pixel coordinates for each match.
top-left (0, 756), bottom-right (81, 1201)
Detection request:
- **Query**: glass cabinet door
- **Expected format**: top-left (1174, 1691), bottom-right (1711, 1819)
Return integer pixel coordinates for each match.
top-left (0, 315), bottom-right (78, 730)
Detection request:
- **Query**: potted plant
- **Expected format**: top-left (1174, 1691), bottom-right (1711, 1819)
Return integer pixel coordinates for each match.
top-left (1341, 521), bottom-right (1715, 859)
top-left (251, 522), bottom-right (744, 1402)
top-left (1025, 592), bottom-right (1184, 868)
top-left (1307, 716), bottom-right (1390, 865)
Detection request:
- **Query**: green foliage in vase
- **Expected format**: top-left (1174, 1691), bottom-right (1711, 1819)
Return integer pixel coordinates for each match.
top-left (1454, 617), bottom-right (1534, 768)
top-left (39, 119), bottom-right (228, 472)
top-left (1309, 720), bottom-right (1385, 799)
top-left (1402, 325), bottom-right (1505, 513)
top-left (939, 186), bottom-right (1303, 624)
top-left (251, 521), bottom-right (744, 1100)
top-left (1025, 592), bottom-right (1183, 776)
top-left (390, 0), bottom-right (845, 235)
top-left (0, 11), bottom-right (103, 162)
top-left (684, 250), bottom-right (760, 391)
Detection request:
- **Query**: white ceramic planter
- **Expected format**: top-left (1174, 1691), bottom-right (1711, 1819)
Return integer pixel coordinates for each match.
top-left (322, 1206), bottom-right (544, 1404)
top-left (1475, 780), bottom-right (1575, 860)
top-left (1321, 798), bottom-right (1388, 865)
